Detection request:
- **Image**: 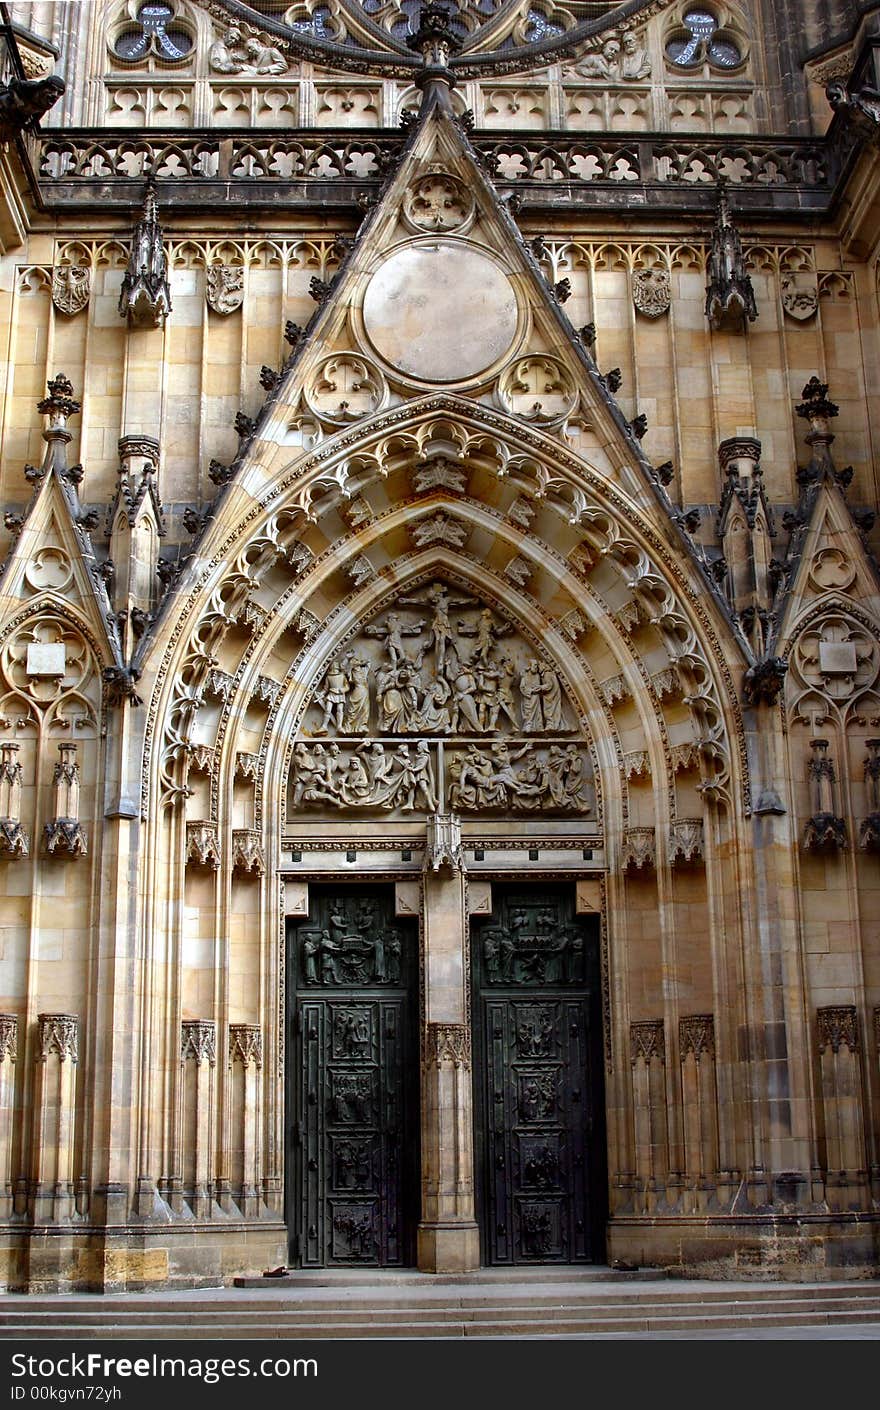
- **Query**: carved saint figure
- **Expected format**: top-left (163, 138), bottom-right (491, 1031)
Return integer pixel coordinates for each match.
top-left (344, 656), bottom-right (371, 733)
top-left (318, 657), bottom-right (348, 733)
top-left (576, 37), bottom-right (621, 80)
top-left (209, 26), bottom-right (246, 73)
top-left (209, 26), bottom-right (287, 75)
top-left (364, 610), bottom-right (424, 665)
top-left (620, 29), bottom-right (651, 80)
top-left (519, 660), bottom-right (564, 732)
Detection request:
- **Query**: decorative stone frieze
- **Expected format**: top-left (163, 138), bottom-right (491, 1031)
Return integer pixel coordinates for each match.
top-left (630, 1020), bottom-right (665, 1065)
top-left (38, 1013), bottom-right (78, 1062)
top-left (670, 819), bottom-right (704, 865)
top-left (180, 1019), bottom-right (216, 1066)
top-left (622, 827), bottom-right (656, 873)
top-left (0, 1013), bottom-right (18, 1061)
top-left (817, 1006), bottom-right (858, 1055)
top-left (185, 821), bottom-right (221, 870)
top-left (424, 813), bottom-right (464, 875)
top-left (229, 1024), bottom-right (262, 1069)
top-left (232, 828), bottom-right (266, 877)
top-left (423, 1023), bottom-right (471, 1070)
top-left (679, 1015), bottom-right (715, 1061)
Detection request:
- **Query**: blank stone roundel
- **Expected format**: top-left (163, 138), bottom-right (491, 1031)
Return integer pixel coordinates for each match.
top-left (362, 241), bottom-right (518, 382)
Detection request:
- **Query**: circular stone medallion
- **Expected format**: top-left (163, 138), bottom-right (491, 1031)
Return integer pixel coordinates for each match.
top-left (362, 241), bottom-right (518, 383)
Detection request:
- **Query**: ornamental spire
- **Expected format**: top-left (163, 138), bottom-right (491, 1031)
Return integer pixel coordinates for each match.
top-left (705, 183), bottom-right (757, 333)
top-left (118, 178), bottom-right (172, 329)
top-left (407, 3), bottom-right (462, 112)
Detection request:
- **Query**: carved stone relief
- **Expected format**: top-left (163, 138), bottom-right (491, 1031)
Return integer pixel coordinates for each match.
top-left (305, 354), bottom-right (387, 425)
top-left (205, 265), bottom-right (244, 315)
top-left (401, 172), bottom-right (475, 235)
top-left (497, 356), bottom-right (578, 426)
top-left (297, 898), bottom-right (404, 987)
top-left (793, 616), bottom-right (878, 704)
top-left (781, 272), bottom-right (819, 322)
top-left (52, 266), bottom-right (90, 316)
top-left (24, 547), bottom-right (73, 594)
top-left (632, 268), bottom-right (671, 318)
top-left (808, 549), bottom-right (855, 594)
top-left (290, 584), bottom-right (593, 818)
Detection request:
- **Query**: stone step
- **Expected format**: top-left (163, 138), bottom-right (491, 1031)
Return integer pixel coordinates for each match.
top-left (3, 1290), bottom-right (880, 1339)
top-left (4, 1281), bottom-right (880, 1315)
top-left (4, 1308), bottom-right (880, 1339)
top-left (4, 1291), bottom-right (880, 1321)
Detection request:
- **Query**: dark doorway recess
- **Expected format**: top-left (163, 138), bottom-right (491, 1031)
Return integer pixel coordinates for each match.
top-left (287, 885), bottom-right (420, 1267)
top-left (472, 884), bottom-right (607, 1265)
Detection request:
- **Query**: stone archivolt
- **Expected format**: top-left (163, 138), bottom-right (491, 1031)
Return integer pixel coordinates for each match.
top-left (148, 398), bottom-right (738, 844)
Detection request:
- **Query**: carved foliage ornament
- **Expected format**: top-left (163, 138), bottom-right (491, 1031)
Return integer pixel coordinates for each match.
top-left (52, 266), bottom-right (91, 317)
top-left (205, 265), bottom-right (244, 315)
top-left (632, 267), bottom-right (671, 319)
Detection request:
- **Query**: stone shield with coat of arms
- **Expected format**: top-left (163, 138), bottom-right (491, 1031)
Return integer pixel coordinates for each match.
top-left (632, 267), bottom-right (671, 318)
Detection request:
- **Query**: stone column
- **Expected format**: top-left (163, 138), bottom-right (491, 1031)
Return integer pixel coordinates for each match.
top-left (229, 1024), bottom-right (262, 1219)
top-left (0, 1014), bottom-right (17, 1217)
top-left (417, 815), bottom-right (480, 1272)
top-left (180, 1019), bottom-right (216, 1219)
top-left (31, 1014), bottom-right (78, 1223)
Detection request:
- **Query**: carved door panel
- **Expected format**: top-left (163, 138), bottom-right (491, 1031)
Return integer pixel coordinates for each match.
top-left (288, 886), bottom-right (419, 1267)
top-left (472, 888), bottom-right (606, 1265)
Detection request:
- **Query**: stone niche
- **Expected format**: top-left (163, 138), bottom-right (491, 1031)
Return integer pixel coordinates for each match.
top-left (287, 580), bottom-right (595, 821)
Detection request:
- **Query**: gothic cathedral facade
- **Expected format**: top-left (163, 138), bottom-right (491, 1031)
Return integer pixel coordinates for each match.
top-left (0, 0), bottom-right (878, 1293)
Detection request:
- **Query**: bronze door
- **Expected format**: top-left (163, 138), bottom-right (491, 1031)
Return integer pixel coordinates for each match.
top-left (472, 887), bottom-right (606, 1265)
top-left (288, 886), bottom-right (419, 1267)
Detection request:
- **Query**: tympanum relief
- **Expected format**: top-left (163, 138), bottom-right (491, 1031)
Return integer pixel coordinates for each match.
top-left (289, 584), bottom-right (593, 818)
